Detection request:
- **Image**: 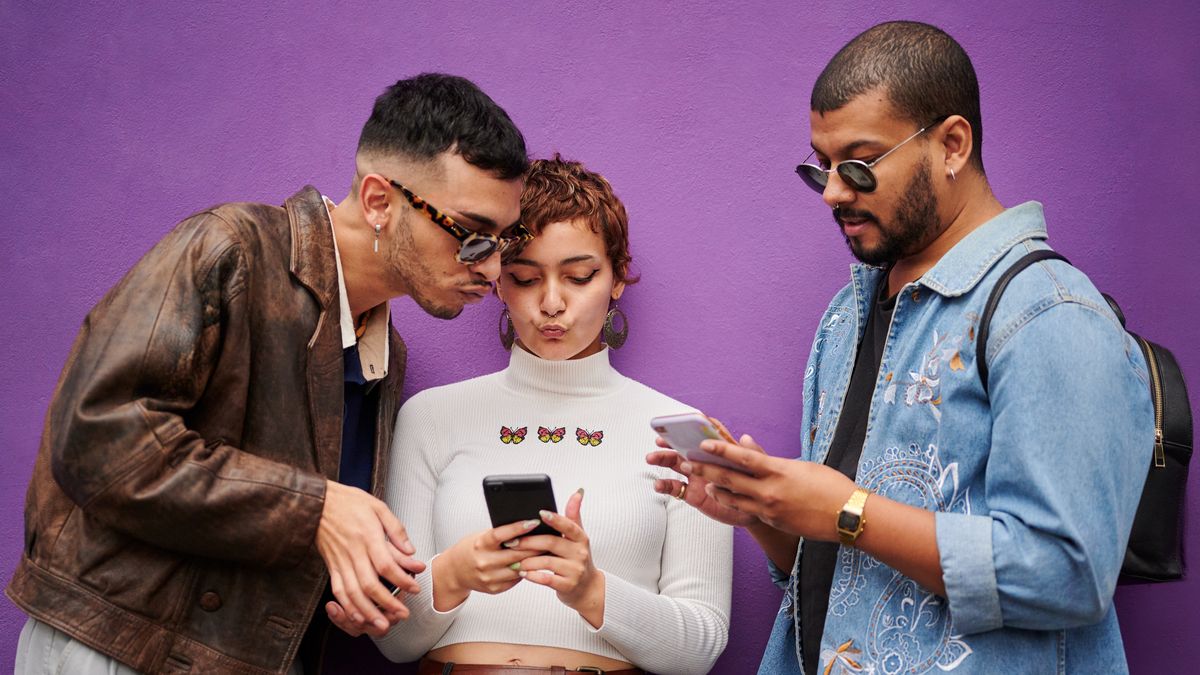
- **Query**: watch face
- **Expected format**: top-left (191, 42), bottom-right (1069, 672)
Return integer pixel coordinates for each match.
top-left (837, 511), bottom-right (860, 532)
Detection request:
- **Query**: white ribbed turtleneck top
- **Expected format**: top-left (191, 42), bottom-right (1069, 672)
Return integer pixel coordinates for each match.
top-left (373, 347), bottom-right (732, 674)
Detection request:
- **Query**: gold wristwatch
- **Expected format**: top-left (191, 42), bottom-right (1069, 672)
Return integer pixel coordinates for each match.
top-left (836, 487), bottom-right (871, 546)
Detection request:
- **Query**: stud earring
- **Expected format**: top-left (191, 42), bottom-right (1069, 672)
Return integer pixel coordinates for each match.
top-left (373, 223), bottom-right (382, 253)
top-left (499, 308), bottom-right (515, 351)
top-left (602, 304), bottom-right (629, 350)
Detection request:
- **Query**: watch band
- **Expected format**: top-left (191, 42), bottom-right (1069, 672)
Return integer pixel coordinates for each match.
top-left (836, 487), bottom-right (871, 546)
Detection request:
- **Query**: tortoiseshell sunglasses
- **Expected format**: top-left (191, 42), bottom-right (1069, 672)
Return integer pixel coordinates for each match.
top-left (386, 178), bottom-right (532, 264)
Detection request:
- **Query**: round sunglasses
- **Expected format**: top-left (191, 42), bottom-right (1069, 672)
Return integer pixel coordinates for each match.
top-left (795, 115), bottom-right (949, 194)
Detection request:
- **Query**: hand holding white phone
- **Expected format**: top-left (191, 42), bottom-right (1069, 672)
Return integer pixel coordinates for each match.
top-left (650, 413), bottom-right (753, 474)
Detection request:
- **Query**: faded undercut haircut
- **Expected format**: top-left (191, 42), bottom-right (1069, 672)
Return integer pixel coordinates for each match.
top-left (357, 73), bottom-right (529, 179)
top-left (812, 21), bottom-right (985, 171)
top-left (515, 155), bottom-right (638, 285)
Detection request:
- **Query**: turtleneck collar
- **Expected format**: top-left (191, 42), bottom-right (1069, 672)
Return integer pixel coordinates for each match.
top-left (501, 345), bottom-right (627, 398)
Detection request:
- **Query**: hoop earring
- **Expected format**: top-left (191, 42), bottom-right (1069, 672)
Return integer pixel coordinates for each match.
top-left (602, 304), bottom-right (628, 350)
top-left (499, 309), bottom-right (515, 351)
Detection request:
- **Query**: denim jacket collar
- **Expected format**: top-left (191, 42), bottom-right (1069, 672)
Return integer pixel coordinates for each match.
top-left (846, 201), bottom-right (1049, 303)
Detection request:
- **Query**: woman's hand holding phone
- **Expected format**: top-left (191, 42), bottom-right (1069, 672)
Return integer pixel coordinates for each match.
top-left (507, 489), bottom-right (607, 628)
top-left (430, 519), bottom-right (544, 611)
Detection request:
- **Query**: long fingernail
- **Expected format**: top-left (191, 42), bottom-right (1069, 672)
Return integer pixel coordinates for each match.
top-left (538, 510), bottom-right (554, 521)
top-left (502, 539), bottom-right (519, 548)
top-left (522, 519), bottom-right (540, 530)
top-left (508, 562), bottom-right (521, 571)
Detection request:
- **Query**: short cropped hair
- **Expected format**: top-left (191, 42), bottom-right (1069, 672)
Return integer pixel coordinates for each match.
top-left (357, 73), bottom-right (529, 179)
top-left (812, 21), bottom-right (984, 171)
top-left (516, 156), bottom-right (638, 285)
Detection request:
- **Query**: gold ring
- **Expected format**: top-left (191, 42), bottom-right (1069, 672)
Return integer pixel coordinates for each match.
top-left (675, 483), bottom-right (687, 500)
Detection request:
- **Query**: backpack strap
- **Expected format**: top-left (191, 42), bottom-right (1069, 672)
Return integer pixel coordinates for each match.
top-left (976, 249), bottom-right (1071, 391)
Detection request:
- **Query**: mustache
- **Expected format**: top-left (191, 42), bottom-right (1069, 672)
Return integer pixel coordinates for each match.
top-left (834, 207), bottom-right (878, 226)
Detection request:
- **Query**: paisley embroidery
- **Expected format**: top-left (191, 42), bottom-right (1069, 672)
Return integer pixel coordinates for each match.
top-left (825, 443), bottom-right (973, 673)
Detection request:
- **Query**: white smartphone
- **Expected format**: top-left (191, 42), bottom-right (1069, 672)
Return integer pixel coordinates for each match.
top-left (650, 412), bottom-right (752, 474)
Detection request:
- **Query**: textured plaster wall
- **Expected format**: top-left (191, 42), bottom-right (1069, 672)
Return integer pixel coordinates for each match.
top-left (1, 1), bottom-right (1197, 673)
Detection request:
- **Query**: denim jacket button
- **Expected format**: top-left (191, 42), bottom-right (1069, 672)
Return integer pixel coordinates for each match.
top-left (199, 590), bottom-right (222, 612)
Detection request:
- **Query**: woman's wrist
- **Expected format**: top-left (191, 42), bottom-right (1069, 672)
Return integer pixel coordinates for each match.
top-left (431, 553), bottom-right (470, 612)
top-left (574, 569), bottom-right (606, 628)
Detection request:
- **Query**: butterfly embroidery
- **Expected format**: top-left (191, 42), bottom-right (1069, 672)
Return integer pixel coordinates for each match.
top-left (575, 428), bottom-right (604, 446)
top-left (500, 426), bottom-right (527, 444)
top-left (538, 426), bottom-right (566, 443)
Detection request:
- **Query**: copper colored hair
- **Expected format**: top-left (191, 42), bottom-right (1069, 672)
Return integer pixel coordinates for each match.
top-left (515, 155), bottom-right (638, 285)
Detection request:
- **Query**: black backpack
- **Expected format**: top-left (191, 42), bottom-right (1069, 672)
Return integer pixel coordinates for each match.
top-left (977, 250), bottom-right (1193, 583)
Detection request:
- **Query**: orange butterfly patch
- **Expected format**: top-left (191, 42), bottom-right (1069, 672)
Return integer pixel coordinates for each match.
top-left (500, 426), bottom-right (527, 444)
top-left (575, 428), bottom-right (603, 446)
top-left (538, 426), bottom-right (566, 443)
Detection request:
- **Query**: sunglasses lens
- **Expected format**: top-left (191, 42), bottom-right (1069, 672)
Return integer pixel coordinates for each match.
top-left (796, 164), bottom-right (828, 193)
top-left (458, 238), bottom-right (497, 264)
top-left (838, 162), bottom-right (876, 192)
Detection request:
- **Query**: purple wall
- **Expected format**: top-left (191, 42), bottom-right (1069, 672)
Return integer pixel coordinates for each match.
top-left (2, 2), bottom-right (1197, 672)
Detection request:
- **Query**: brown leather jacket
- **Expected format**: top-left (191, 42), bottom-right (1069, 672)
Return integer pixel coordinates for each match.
top-left (6, 187), bottom-right (406, 674)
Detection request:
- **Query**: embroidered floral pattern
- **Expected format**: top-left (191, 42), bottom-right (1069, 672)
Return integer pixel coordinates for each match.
top-left (882, 315), bottom-right (978, 422)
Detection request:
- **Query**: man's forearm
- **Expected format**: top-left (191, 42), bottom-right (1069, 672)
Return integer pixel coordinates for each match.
top-left (856, 494), bottom-right (946, 597)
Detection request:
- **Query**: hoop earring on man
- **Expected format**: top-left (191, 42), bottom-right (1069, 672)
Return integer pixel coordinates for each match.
top-left (499, 308), bottom-right (516, 351)
top-left (602, 304), bottom-right (629, 350)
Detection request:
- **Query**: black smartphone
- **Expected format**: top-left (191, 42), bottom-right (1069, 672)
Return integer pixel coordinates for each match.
top-left (482, 474), bottom-right (558, 537)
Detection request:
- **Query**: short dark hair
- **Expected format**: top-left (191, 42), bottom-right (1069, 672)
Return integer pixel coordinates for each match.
top-left (357, 73), bottom-right (529, 179)
top-left (812, 21), bottom-right (984, 171)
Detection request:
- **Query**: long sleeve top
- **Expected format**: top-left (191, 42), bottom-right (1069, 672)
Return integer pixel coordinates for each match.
top-left (374, 346), bottom-right (733, 674)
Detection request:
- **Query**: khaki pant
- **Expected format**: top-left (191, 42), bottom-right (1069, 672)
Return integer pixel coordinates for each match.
top-left (15, 618), bottom-right (304, 675)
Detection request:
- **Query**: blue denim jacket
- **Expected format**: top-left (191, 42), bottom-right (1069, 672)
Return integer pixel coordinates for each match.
top-left (760, 203), bottom-right (1154, 675)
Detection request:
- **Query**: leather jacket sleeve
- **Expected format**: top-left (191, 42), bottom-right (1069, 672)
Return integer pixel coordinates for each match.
top-left (48, 211), bottom-right (327, 567)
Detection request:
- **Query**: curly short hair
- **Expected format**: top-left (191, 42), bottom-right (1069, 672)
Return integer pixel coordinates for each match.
top-left (515, 155), bottom-right (638, 285)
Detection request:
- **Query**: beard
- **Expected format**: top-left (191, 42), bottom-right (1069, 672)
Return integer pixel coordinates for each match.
top-left (384, 215), bottom-right (466, 320)
top-left (836, 159), bottom-right (941, 266)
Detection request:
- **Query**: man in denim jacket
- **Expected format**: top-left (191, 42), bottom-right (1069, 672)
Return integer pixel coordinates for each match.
top-left (649, 21), bottom-right (1152, 674)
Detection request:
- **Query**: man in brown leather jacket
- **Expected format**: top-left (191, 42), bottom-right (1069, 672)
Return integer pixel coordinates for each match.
top-left (6, 73), bottom-right (529, 675)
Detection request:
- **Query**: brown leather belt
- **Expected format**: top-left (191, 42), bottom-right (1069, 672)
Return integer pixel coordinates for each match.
top-left (417, 658), bottom-right (644, 675)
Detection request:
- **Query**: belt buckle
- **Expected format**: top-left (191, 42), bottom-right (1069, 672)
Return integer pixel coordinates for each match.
top-left (576, 669), bottom-right (605, 674)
